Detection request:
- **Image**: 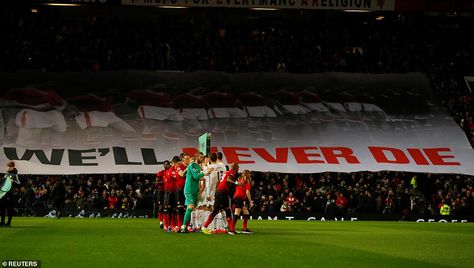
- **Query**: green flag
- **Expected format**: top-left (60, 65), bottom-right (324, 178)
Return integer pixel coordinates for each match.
top-left (0, 176), bottom-right (12, 199)
top-left (199, 132), bottom-right (211, 156)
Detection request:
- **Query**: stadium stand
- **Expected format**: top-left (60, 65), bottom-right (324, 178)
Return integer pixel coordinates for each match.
top-left (0, 3), bottom-right (472, 220)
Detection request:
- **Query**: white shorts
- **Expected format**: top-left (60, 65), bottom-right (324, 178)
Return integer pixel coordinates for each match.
top-left (75, 111), bottom-right (136, 133)
top-left (181, 108), bottom-right (209, 121)
top-left (208, 107), bottom-right (247, 119)
top-left (344, 102), bottom-right (363, 112)
top-left (303, 102), bottom-right (330, 112)
top-left (281, 105), bottom-right (310, 115)
top-left (138, 106), bottom-right (183, 121)
top-left (245, 106), bottom-right (277, 118)
top-left (323, 102), bottom-right (347, 112)
top-left (16, 109), bottom-right (66, 132)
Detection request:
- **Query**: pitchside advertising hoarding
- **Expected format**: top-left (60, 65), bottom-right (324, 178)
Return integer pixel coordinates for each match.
top-left (35, 208), bottom-right (474, 222)
top-left (0, 71), bottom-right (473, 175)
top-left (121, 0), bottom-right (395, 10)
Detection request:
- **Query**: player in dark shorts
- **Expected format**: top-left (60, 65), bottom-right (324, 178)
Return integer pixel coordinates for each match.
top-left (229, 170), bottom-right (254, 235)
top-left (155, 160), bottom-right (170, 229)
top-left (163, 161), bottom-right (176, 232)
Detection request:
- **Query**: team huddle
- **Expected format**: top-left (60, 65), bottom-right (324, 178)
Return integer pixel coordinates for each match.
top-left (156, 152), bottom-right (253, 235)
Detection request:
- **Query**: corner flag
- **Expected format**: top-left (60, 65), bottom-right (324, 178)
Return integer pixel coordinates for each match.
top-left (199, 132), bottom-right (211, 156)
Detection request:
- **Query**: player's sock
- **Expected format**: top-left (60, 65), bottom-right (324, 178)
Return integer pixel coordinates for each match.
top-left (163, 210), bottom-right (169, 229)
top-left (183, 207), bottom-right (192, 227)
top-left (203, 211), bottom-right (218, 228)
top-left (215, 212), bottom-right (223, 230)
top-left (243, 215), bottom-right (248, 230)
top-left (194, 210), bottom-right (200, 228)
top-left (178, 206), bottom-right (185, 227)
top-left (191, 210), bottom-right (196, 228)
top-left (220, 210), bottom-right (227, 230)
top-left (209, 212), bottom-right (216, 230)
top-left (231, 214), bottom-right (239, 231)
top-left (171, 212), bottom-right (178, 228)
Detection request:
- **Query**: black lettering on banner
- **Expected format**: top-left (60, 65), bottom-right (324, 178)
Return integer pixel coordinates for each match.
top-left (364, 0), bottom-right (370, 8)
top-left (259, 0), bottom-right (267, 5)
top-left (113, 147), bottom-right (142, 165)
top-left (141, 148), bottom-right (161, 165)
top-left (300, 0), bottom-right (308, 6)
top-left (354, 0), bottom-right (361, 7)
top-left (312, 0), bottom-right (319, 7)
top-left (4, 147), bottom-right (64, 165)
top-left (69, 149), bottom-right (98, 166)
top-left (242, 0), bottom-right (249, 5)
top-left (98, 148), bottom-right (110, 156)
top-left (289, 0), bottom-right (296, 6)
top-left (217, 0), bottom-right (223, 4)
top-left (341, 0), bottom-right (348, 7)
top-left (321, 0), bottom-right (326, 6)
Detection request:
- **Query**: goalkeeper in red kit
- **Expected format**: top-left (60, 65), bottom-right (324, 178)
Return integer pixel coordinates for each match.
top-left (228, 170), bottom-right (254, 235)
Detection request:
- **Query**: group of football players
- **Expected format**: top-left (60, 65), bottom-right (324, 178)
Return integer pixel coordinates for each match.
top-left (155, 152), bottom-right (253, 235)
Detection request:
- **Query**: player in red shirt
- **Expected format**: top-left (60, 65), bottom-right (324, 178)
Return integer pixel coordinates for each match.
top-left (173, 154), bottom-right (189, 231)
top-left (155, 160), bottom-right (171, 229)
top-left (201, 163), bottom-right (239, 235)
top-left (163, 161), bottom-right (177, 232)
top-left (229, 170), bottom-right (254, 235)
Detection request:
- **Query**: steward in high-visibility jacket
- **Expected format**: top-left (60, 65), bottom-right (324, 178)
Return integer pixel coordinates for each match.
top-left (440, 204), bottom-right (451, 215)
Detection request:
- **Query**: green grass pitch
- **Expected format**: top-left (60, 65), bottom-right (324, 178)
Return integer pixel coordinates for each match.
top-left (1, 218), bottom-right (473, 268)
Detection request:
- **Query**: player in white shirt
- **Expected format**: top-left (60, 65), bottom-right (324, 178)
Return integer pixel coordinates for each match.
top-left (206, 153), bottom-right (227, 210)
top-left (204, 152), bottom-right (228, 232)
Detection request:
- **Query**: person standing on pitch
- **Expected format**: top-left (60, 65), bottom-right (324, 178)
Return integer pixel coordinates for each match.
top-left (0, 161), bottom-right (20, 227)
top-left (50, 177), bottom-right (66, 219)
top-left (155, 160), bottom-right (170, 229)
top-left (173, 155), bottom-right (189, 231)
top-left (229, 170), bottom-right (254, 235)
top-left (180, 152), bottom-right (213, 233)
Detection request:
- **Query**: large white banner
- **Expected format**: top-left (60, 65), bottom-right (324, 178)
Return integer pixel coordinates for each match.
top-left (121, 0), bottom-right (395, 11)
top-left (1, 72), bottom-right (473, 175)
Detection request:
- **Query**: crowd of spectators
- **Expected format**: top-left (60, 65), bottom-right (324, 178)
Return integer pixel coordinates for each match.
top-left (250, 171), bottom-right (473, 217)
top-left (1, 8), bottom-right (472, 146)
top-left (1, 7), bottom-right (473, 218)
top-left (10, 170), bottom-right (474, 218)
top-left (16, 174), bottom-right (156, 215)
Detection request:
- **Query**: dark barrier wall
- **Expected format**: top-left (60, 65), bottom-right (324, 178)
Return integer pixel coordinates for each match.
top-left (24, 208), bottom-right (474, 222)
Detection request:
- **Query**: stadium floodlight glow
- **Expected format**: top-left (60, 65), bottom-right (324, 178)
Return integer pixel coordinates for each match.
top-left (31, 8), bottom-right (39, 13)
top-left (343, 9), bottom-right (371, 13)
top-left (158, 5), bottom-right (189, 9)
top-left (376, 16), bottom-right (385, 21)
top-left (43, 3), bottom-right (81, 6)
top-left (250, 8), bottom-right (279, 11)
